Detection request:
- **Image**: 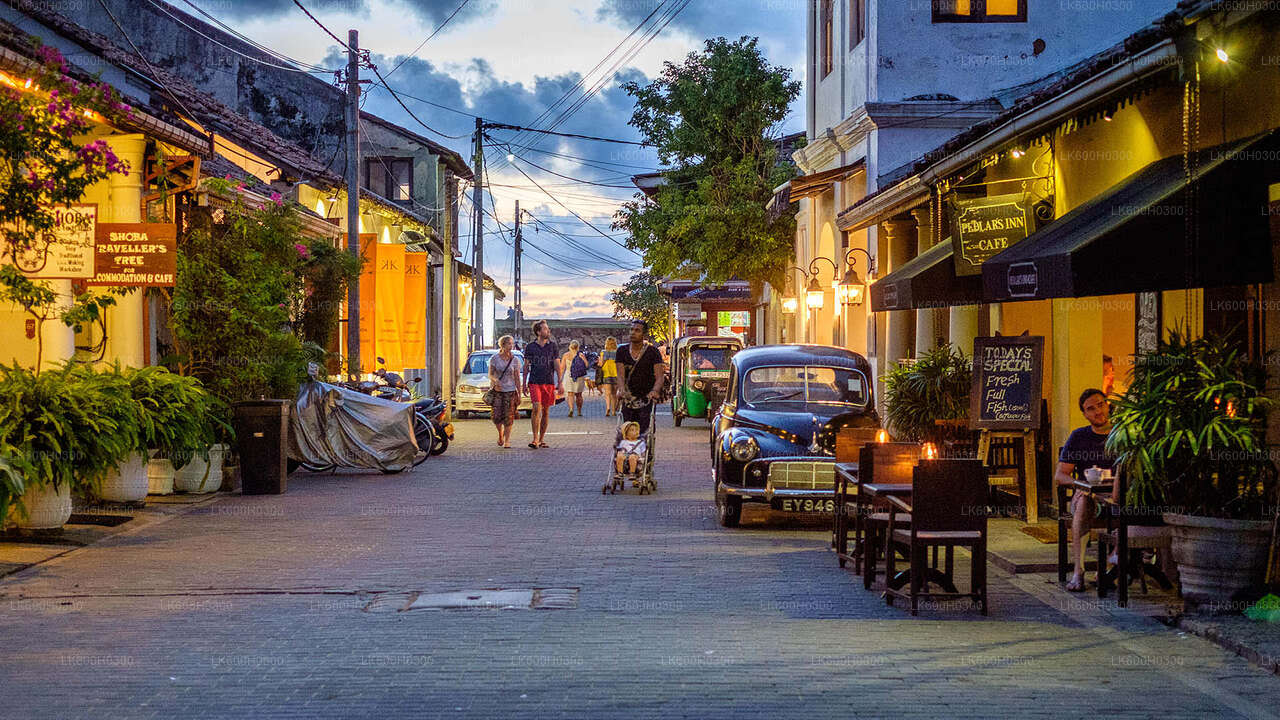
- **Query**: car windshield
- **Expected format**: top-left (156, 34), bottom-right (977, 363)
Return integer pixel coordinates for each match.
top-left (463, 354), bottom-right (492, 375)
top-left (686, 346), bottom-right (734, 371)
top-left (742, 366), bottom-right (869, 407)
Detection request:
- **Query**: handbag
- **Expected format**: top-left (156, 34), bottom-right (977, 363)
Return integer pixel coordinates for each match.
top-left (484, 355), bottom-right (515, 406)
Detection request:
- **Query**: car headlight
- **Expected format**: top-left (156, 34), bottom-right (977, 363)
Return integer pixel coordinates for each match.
top-left (458, 384), bottom-right (479, 394)
top-left (693, 379), bottom-right (705, 391)
top-left (729, 435), bottom-right (759, 462)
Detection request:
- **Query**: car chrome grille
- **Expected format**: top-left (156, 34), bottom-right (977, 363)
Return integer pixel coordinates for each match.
top-left (766, 461), bottom-right (836, 492)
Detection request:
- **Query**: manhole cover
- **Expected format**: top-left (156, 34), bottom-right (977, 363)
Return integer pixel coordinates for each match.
top-left (363, 588), bottom-right (578, 613)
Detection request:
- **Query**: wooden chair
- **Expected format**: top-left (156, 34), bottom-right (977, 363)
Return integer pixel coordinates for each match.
top-left (983, 434), bottom-right (1026, 517)
top-left (1095, 470), bottom-right (1173, 604)
top-left (1055, 447), bottom-right (1111, 583)
top-left (851, 442), bottom-right (921, 590)
top-left (884, 459), bottom-right (989, 616)
top-left (831, 426), bottom-right (882, 550)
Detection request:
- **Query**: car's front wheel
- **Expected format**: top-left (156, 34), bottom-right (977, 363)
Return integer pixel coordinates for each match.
top-left (713, 461), bottom-right (741, 528)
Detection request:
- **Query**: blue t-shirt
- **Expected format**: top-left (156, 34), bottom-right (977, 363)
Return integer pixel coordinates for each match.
top-left (1059, 426), bottom-right (1113, 472)
top-left (524, 340), bottom-right (559, 385)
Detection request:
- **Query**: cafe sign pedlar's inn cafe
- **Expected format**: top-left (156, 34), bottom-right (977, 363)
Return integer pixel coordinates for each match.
top-left (3, 204), bottom-right (176, 287)
top-left (951, 193), bottom-right (1034, 277)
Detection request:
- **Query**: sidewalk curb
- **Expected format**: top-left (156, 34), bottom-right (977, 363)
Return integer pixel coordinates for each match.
top-left (1174, 615), bottom-right (1280, 677)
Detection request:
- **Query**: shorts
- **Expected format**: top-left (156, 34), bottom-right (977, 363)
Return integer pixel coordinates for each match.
top-left (563, 372), bottom-right (586, 394)
top-left (600, 376), bottom-right (616, 385)
top-left (528, 383), bottom-right (556, 406)
top-left (621, 401), bottom-right (653, 434)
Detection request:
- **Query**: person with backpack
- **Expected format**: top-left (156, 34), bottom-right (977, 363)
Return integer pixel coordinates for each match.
top-left (561, 340), bottom-right (588, 417)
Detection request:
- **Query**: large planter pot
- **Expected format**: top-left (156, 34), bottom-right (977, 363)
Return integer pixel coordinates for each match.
top-left (12, 481), bottom-right (73, 530)
top-left (98, 452), bottom-right (149, 503)
top-left (1163, 513), bottom-right (1272, 606)
top-left (147, 454), bottom-right (175, 495)
top-left (174, 444), bottom-right (227, 494)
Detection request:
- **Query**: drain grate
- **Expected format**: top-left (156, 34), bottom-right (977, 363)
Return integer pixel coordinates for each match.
top-left (363, 588), bottom-right (579, 613)
top-left (67, 514), bottom-right (132, 527)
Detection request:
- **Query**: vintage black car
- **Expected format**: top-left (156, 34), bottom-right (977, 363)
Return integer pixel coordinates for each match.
top-left (711, 345), bottom-right (879, 527)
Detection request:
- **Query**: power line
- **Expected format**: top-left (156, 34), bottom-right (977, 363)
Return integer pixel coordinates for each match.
top-left (486, 142), bottom-right (638, 188)
top-left (290, 0), bottom-right (347, 47)
top-left (169, 0), bottom-right (338, 72)
top-left (367, 81), bottom-right (477, 119)
top-left (368, 64), bottom-right (471, 140)
top-left (488, 123), bottom-right (646, 147)
top-left (95, 0), bottom-right (199, 123)
top-left (509, 160), bottom-right (638, 256)
top-left (385, 0), bottom-right (473, 79)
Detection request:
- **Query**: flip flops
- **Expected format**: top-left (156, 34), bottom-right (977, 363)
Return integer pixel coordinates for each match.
top-left (528, 442), bottom-right (539, 449)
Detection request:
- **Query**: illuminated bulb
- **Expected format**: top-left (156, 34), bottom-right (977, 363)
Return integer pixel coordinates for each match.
top-left (922, 442), bottom-right (937, 460)
top-left (1011, 149), bottom-right (1024, 158)
top-left (1216, 48), bottom-right (1229, 63)
top-left (506, 153), bottom-right (515, 163)
top-left (24, 78), bottom-right (32, 89)
top-left (876, 429), bottom-right (888, 444)
top-left (1103, 112), bottom-right (1113, 122)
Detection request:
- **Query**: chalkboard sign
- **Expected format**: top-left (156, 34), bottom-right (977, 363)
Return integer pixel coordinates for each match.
top-left (970, 335), bottom-right (1044, 430)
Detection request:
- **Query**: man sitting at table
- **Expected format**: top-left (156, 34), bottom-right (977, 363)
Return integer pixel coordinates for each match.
top-left (1054, 388), bottom-right (1113, 592)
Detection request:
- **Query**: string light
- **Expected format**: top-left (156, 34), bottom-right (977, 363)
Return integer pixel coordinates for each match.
top-left (1215, 48), bottom-right (1229, 63)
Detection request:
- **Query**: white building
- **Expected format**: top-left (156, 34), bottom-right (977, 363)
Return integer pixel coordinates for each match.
top-left (775, 0), bottom-right (1179, 404)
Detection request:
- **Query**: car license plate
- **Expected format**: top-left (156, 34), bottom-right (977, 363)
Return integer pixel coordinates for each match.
top-left (771, 498), bottom-right (835, 513)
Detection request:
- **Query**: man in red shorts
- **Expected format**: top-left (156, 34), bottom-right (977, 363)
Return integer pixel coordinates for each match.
top-left (522, 319), bottom-right (561, 449)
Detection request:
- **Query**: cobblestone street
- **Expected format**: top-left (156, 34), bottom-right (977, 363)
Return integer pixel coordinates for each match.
top-left (2, 395), bottom-right (1278, 719)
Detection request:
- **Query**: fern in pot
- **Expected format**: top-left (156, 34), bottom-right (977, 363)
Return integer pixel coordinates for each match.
top-left (882, 346), bottom-right (972, 443)
top-left (116, 365), bottom-right (217, 496)
top-left (1107, 329), bottom-right (1278, 606)
top-left (0, 362), bottom-right (140, 529)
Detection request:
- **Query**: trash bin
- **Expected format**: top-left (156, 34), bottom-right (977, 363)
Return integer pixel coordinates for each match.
top-left (233, 400), bottom-right (290, 495)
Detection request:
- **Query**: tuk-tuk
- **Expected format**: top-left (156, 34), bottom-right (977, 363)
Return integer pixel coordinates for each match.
top-left (670, 335), bottom-right (743, 426)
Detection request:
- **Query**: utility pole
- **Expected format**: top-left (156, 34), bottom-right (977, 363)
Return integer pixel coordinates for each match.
top-left (344, 29), bottom-right (361, 377)
top-left (513, 200), bottom-right (521, 339)
top-left (471, 116), bottom-right (484, 352)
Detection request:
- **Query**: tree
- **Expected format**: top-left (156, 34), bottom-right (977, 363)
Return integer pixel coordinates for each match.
top-left (615, 37), bottom-right (800, 289)
top-left (610, 272), bottom-right (670, 343)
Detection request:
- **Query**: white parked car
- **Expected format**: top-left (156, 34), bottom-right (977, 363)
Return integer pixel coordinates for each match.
top-left (453, 349), bottom-right (563, 418)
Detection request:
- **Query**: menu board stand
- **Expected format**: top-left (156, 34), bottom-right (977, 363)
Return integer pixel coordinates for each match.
top-left (970, 335), bottom-right (1045, 524)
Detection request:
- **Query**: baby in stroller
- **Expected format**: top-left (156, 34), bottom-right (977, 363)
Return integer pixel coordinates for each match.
top-left (613, 421), bottom-right (646, 479)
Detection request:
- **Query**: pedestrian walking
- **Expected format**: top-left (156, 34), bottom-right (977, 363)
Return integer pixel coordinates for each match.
top-left (561, 340), bottom-right (588, 417)
top-left (488, 335), bottom-right (524, 449)
top-left (616, 320), bottom-right (666, 435)
top-left (599, 336), bottom-right (619, 416)
top-left (522, 319), bottom-right (560, 448)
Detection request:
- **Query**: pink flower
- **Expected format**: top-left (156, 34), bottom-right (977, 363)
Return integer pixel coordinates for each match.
top-left (270, 191), bottom-right (283, 207)
top-left (294, 243), bottom-right (310, 259)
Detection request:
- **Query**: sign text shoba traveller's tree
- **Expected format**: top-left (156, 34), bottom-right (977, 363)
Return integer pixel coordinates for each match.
top-left (614, 37), bottom-right (801, 289)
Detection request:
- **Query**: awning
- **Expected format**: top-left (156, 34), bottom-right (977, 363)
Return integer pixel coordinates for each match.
top-left (983, 130), bottom-right (1279, 302)
top-left (791, 160), bottom-right (864, 200)
top-left (869, 240), bottom-right (983, 312)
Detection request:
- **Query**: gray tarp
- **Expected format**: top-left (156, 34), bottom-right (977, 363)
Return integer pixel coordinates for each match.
top-left (288, 377), bottom-right (421, 472)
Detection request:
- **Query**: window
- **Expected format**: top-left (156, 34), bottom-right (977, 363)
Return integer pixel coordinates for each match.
top-left (820, 0), bottom-right (834, 78)
top-left (849, 0), bottom-right (865, 48)
top-left (365, 157), bottom-right (413, 203)
top-left (932, 0), bottom-right (1026, 22)
top-left (742, 366), bottom-right (869, 407)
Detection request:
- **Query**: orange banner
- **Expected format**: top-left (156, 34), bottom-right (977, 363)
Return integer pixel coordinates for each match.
top-left (374, 243), bottom-right (405, 372)
top-left (402, 251), bottom-right (428, 368)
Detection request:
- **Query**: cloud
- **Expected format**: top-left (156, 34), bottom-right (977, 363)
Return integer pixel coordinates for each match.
top-left (207, 0), bottom-right (492, 28)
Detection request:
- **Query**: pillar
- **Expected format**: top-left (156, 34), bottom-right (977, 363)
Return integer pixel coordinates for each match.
top-left (949, 305), bottom-right (980, 356)
top-left (1050, 297), bottom-right (1104, 457)
top-left (103, 134), bottom-right (146, 368)
top-left (911, 208), bottom-right (937, 357)
top-left (880, 219), bottom-right (915, 365)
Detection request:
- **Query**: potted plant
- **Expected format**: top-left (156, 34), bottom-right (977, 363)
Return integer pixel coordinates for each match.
top-left (882, 346), bottom-right (972, 442)
top-left (116, 365), bottom-right (215, 496)
top-left (1108, 329), bottom-right (1279, 607)
top-left (0, 362), bottom-right (139, 529)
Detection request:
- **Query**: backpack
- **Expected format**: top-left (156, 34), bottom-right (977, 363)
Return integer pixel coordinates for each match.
top-left (570, 353), bottom-right (588, 379)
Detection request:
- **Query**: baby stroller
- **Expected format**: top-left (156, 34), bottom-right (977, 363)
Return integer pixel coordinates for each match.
top-left (602, 402), bottom-right (658, 495)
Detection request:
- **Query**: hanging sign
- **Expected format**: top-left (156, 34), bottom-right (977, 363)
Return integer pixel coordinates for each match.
top-left (401, 251), bottom-right (428, 367)
top-left (970, 335), bottom-right (1044, 430)
top-left (5, 204), bottom-right (97, 279)
top-left (675, 302), bottom-right (702, 321)
top-left (87, 222), bottom-right (176, 286)
top-left (952, 193), bottom-right (1032, 276)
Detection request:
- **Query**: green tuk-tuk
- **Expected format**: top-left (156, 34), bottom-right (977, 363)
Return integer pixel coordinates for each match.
top-left (670, 336), bottom-right (743, 427)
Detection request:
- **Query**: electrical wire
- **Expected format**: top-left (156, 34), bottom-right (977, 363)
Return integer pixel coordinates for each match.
top-left (94, 0), bottom-right (199, 123)
top-left (384, 0), bottom-right (474, 79)
top-left (291, 0), bottom-right (348, 48)
top-left (509, 160), bottom-right (638, 256)
top-left (169, 0), bottom-right (339, 72)
top-left (369, 64), bottom-right (471, 140)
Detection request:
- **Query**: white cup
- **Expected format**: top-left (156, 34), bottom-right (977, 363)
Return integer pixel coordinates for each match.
top-left (1083, 467), bottom-right (1101, 484)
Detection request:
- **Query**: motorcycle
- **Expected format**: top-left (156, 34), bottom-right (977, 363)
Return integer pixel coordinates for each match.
top-left (356, 358), bottom-right (453, 456)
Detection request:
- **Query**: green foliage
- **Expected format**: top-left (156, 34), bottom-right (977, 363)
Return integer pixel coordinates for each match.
top-left (116, 364), bottom-right (223, 465)
top-left (881, 346), bottom-right (972, 442)
top-left (170, 184), bottom-right (343, 409)
top-left (1107, 329), bottom-right (1277, 519)
top-left (0, 362), bottom-right (142, 519)
top-left (296, 239), bottom-right (363, 349)
top-left (610, 272), bottom-right (670, 343)
top-left (615, 37), bottom-right (801, 288)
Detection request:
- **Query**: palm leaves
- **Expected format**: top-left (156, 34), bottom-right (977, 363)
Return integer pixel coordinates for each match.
top-left (882, 347), bottom-right (972, 442)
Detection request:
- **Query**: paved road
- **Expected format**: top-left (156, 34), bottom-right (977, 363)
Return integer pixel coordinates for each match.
top-left (1, 395), bottom-right (1278, 719)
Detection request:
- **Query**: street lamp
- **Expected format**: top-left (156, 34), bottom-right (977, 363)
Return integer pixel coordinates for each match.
top-left (805, 276), bottom-right (825, 310)
top-left (837, 247), bottom-right (874, 308)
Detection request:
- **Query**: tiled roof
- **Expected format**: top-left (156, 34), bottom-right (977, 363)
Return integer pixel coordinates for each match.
top-left (7, 0), bottom-right (343, 187)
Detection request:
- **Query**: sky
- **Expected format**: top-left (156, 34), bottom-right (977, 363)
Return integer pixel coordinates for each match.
top-left (200, 0), bottom-right (807, 319)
